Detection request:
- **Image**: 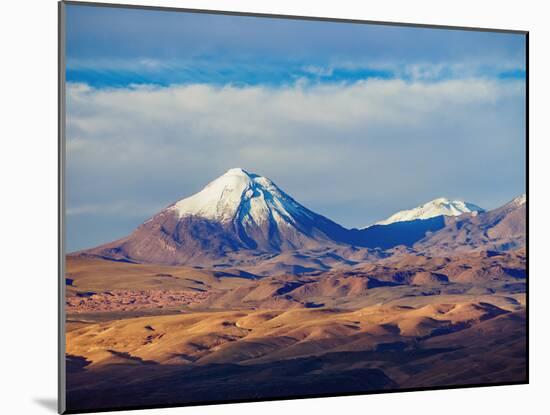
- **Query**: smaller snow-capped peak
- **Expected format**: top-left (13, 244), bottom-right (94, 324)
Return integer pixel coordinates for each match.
top-left (369, 197), bottom-right (484, 227)
top-left (166, 168), bottom-right (309, 225)
top-left (510, 193), bottom-right (526, 206)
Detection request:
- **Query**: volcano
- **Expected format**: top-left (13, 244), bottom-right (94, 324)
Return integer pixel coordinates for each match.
top-left (80, 168), bottom-right (351, 265)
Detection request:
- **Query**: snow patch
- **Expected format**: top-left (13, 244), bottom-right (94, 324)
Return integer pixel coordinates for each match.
top-left (167, 168), bottom-right (311, 229)
top-left (511, 193), bottom-right (526, 206)
top-left (368, 197), bottom-right (485, 227)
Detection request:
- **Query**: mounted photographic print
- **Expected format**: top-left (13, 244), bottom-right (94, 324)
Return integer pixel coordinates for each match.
top-left (59, 1), bottom-right (528, 413)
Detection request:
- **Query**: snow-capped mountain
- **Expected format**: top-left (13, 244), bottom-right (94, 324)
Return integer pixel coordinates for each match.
top-left (369, 197), bottom-right (485, 227)
top-left (168, 168), bottom-right (314, 226)
top-left (510, 193), bottom-right (526, 207)
top-left (82, 168), bottom-right (350, 265)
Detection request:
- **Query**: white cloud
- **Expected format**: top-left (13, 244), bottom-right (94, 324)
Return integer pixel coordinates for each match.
top-left (301, 65), bottom-right (335, 77)
top-left (66, 78), bottom-right (525, 240)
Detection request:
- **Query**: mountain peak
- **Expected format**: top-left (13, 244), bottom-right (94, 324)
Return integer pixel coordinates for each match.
top-left (167, 168), bottom-right (269, 222)
top-left (222, 167), bottom-right (253, 178)
top-left (369, 197), bottom-right (484, 227)
top-left (510, 193), bottom-right (526, 206)
top-left (164, 168), bottom-right (316, 233)
top-left (118, 168), bottom-right (351, 260)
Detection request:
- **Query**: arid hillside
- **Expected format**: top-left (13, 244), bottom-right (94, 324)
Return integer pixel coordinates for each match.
top-left (65, 246), bottom-right (526, 412)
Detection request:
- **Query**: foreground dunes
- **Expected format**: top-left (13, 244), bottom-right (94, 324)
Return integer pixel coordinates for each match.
top-left (65, 251), bottom-right (526, 412)
top-left (66, 299), bottom-right (525, 411)
top-left (67, 301), bottom-right (517, 367)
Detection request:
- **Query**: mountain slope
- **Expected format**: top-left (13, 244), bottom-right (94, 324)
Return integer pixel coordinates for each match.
top-left (414, 194), bottom-right (526, 254)
top-left (369, 197), bottom-right (484, 227)
top-left (349, 216), bottom-right (447, 249)
top-left (79, 168), bottom-right (352, 265)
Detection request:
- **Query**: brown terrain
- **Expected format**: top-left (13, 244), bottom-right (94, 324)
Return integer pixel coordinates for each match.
top-left (66, 246), bottom-right (527, 412)
top-left (66, 290), bottom-right (210, 314)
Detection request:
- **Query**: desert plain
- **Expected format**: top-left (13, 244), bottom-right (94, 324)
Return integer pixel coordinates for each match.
top-left (65, 246), bottom-right (526, 411)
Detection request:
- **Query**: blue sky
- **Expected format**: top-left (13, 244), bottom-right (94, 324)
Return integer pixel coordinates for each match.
top-left (66, 5), bottom-right (525, 87)
top-left (65, 3), bottom-right (526, 251)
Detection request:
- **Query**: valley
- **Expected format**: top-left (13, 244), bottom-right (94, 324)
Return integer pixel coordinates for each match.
top-left (65, 247), bottom-right (526, 412)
